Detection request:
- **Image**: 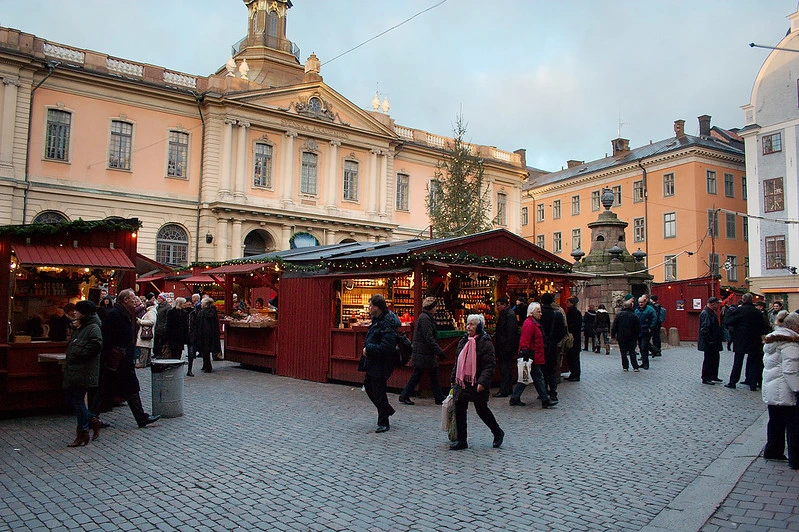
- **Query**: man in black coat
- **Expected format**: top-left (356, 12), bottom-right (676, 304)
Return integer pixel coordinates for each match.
top-left (399, 297), bottom-right (446, 405)
top-left (698, 297), bottom-right (723, 384)
top-left (564, 296), bottom-right (583, 381)
top-left (611, 299), bottom-right (641, 371)
top-left (582, 304), bottom-right (597, 352)
top-left (359, 294), bottom-right (399, 433)
top-left (90, 289), bottom-right (160, 428)
top-left (539, 293), bottom-right (566, 401)
top-left (725, 292), bottom-right (771, 390)
top-left (492, 297), bottom-right (520, 398)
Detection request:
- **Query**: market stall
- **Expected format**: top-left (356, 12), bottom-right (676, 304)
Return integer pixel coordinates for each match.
top-left (0, 218), bottom-right (139, 417)
top-left (216, 229), bottom-right (584, 391)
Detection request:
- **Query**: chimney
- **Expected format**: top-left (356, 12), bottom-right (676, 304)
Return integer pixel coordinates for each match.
top-left (611, 138), bottom-right (630, 156)
top-left (698, 115), bottom-right (711, 137)
top-left (567, 159), bottom-right (584, 168)
top-left (674, 119), bottom-right (686, 139)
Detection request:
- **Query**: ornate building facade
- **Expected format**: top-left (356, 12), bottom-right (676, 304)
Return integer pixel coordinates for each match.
top-left (0, 0), bottom-right (527, 267)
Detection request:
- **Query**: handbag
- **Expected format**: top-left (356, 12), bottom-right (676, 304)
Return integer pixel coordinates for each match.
top-left (139, 325), bottom-right (153, 340)
top-left (517, 357), bottom-right (534, 385)
top-left (105, 346), bottom-right (125, 372)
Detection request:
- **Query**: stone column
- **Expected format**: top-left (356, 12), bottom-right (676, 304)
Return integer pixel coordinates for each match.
top-left (216, 218), bottom-right (229, 261)
top-left (368, 149), bottom-right (379, 216)
top-left (0, 77), bottom-right (20, 167)
top-left (281, 130), bottom-right (297, 206)
top-left (234, 121), bottom-right (249, 199)
top-left (219, 118), bottom-right (235, 196)
top-left (378, 150), bottom-right (388, 216)
top-left (231, 219), bottom-right (243, 258)
top-left (326, 139), bottom-right (340, 211)
top-left (326, 230), bottom-right (337, 245)
top-left (281, 224), bottom-right (292, 250)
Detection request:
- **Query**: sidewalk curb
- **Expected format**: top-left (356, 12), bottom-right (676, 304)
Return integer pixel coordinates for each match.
top-left (641, 409), bottom-right (768, 532)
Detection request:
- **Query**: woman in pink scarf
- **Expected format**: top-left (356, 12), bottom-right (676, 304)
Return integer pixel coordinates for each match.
top-left (449, 314), bottom-right (504, 450)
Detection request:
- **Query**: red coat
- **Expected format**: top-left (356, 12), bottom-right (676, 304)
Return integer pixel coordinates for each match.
top-left (518, 317), bottom-right (545, 365)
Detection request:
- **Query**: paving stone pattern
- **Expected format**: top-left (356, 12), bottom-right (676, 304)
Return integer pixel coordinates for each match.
top-left (1, 345), bottom-right (796, 531)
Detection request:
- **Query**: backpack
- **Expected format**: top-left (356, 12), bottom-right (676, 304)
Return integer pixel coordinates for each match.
top-left (395, 333), bottom-right (413, 367)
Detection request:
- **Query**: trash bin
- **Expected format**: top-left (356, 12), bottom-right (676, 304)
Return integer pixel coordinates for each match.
top-left (151, 359), bottom-right (187, 418)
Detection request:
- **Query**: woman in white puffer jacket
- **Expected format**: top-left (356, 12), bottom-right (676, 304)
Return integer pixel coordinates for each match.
top-left (761, 310), bottom-right (799, 469)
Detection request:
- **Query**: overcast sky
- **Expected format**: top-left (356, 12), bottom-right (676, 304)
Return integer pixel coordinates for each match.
top-left (2, 0), bottom-right (797, 171)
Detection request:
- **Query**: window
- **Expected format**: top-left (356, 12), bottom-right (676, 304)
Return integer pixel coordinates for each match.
top-left (267, 10), bottom-right (278, 37)
top-left (706, 170), bottom-right (717, 194)
top-left (536, 235), bottom-right (545, 249)
top-left (725, 213), bottom-right (736, 239)
top-left (633, 217), bottom-right (645, 242)
top-left (253, 143), bottom-right (272, 188)
top-left (764, 178), bottom-right (784, 212)
top-left (742, 176), bottom-right (747, 200)
top-left (743, 216), bottom-right (748, 242)
top-left (32, 211), bottom-right (68, 224)
top-left (156, 224), bottom-right (188, 266)
top-left (396, 173), bottom-right (409, 211)
top-left (167, 130), bottom-right (189, 178)
top-left (633, 180), bottom-right (644, 203)
top-left (724, 173), bottom-right (734, 197)
top-left (571, 195), bottom-right (580, 215)
top-left (553, 232), bottom-right (562, 253)
top-left (571, 228), bottom-right (581, 251)
top-left (536, 203), bottom-right (544, 222)
top-left (301, 152), bottom-right (318, 194)
top-left (553, 200), bottom-right (561, 219)
top-left (726, 255), bottom-right (739, 282)
top-left (343, 160), bottom-right (358, 201)
top-left (664, 255), bottom-right (677, 281)
top-left (591, 190), bottom-right (601, 211)
top-left (709, 253), bottom-right (720, 278)
top-left (612, 185), bottom-right (621, 206)
top-left (765, 235), bottom-right (786, 269)
top-left (108, 120), bottom-right (132, 170)
top-left (308, 97), bottom-right (322, 114)
top-left (496, 192), bottom-right (507, 225)
top-left (429, 179), bottom-right (442, 206)
top-left (762, 132), bottom-right (782, 155)
top-left (521, 207), bottom-right (528, 226)
top-left (45, 109), bottom-right (71, 161)
top-left (664, 212), bottom-right (676, 238)
top-left (663, 173), bottom-right (675, 197)
top-left (707, 210), bottom-right (718, 237)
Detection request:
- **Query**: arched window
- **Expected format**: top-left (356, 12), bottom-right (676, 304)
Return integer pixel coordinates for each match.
top-left (32, 211), bottom-right (68, 224)
top-left (290, 232), bottom-right (319, 249)
top-left (243, 230), bottom-right (275, 257)
top-left (308, 97), bottom-right (322, 114)
top-left (267, 10), bottom-right (278, 37)
top-left (156, 224), bottom-right (188, 266)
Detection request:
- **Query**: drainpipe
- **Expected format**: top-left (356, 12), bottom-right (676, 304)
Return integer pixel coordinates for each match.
top-left (191, 91), bottom-right (206, 264)
top-left (637, 159), bottom-right (649, 263)
top-left (22, 60), bottom-right (60, 225)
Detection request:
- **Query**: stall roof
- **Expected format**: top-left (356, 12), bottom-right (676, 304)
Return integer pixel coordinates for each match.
top-left (179, 274), bottom-right (217, 284)
top-left (13, 244), bottom-right (135, 269)
top-left (203, 262), bottom-right (276, 275)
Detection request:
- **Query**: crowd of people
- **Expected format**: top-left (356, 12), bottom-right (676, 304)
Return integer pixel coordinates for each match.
top-left (61, 289), bottom-right (223, 448)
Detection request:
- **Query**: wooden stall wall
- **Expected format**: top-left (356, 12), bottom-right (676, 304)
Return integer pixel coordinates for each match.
top-left (652, 277), bottom-right (719, 341)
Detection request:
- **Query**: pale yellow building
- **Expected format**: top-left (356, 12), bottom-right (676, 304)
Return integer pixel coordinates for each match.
top-left (0, 0), bottom-right (527, 267)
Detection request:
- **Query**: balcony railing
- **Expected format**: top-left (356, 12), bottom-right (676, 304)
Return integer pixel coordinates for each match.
top-left (232, 35), bottom-right (300, 62)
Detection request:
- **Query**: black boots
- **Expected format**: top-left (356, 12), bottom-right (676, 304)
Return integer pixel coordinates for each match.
top-left (186, 357), bottom-right (194, 377)
top-left (127, 394), bottom-right (161, 428)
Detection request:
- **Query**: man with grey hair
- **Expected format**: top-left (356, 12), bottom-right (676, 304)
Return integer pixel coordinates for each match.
top-left (611, 298), bottom-right (641, 372)
top-left (725, 293), bottom-right (771, 390)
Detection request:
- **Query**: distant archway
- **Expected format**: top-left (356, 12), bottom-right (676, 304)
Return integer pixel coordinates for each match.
top-left (243, 229), bottom-right (276, 257)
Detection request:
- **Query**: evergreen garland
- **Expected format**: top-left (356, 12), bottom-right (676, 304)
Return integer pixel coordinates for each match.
top-left (0, 218), bottom-right (142, 238)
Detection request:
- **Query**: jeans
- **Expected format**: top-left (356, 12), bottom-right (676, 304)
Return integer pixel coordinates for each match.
top-left (619, 340), bottom-right (639, 370)
top-left (596, 330), bottom-right (610, 353)
top-left (454, 388), bottom-right (501, 443)
top-left (401, 366), bottom-right (446, 403)
top-left (66, 388), bottom-right (91, 431)
top-left (583, 331), bottom-right (596, 352)
top-left (510, 363), bottom-right (549, 403)
top-left (364, 375), bottom-right (392, 427)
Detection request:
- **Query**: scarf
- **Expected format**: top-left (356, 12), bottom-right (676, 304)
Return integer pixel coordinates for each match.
top-left (455, 335), bottom-right (478, 387)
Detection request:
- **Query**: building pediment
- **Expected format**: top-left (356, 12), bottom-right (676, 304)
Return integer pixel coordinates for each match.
top-left (224, 83), bottom-right (396, 138)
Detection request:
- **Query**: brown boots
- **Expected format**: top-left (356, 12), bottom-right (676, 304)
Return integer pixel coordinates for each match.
top-left (67, 428), bottom-right (90, 447)
top-left (89, 417), bottom-right (101, 440)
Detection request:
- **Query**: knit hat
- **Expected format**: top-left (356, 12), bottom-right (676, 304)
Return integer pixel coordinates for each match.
top-left (422, 296), bottom-right (438, 309)
top-left (75, 300), bottom-right (97, 315)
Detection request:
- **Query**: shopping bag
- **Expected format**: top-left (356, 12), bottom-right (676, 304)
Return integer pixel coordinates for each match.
top-left (517, 357), bottom-right (534, 385)
top-left (441, 394), bottom-right (452, 431)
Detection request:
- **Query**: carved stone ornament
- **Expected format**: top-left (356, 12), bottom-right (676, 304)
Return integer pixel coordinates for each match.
top-left (294, 95), bottom-right (336, 122)
top-left (303, 139), bottom-right (319, 152)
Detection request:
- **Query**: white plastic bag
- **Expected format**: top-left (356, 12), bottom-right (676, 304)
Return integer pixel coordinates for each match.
top-left (441, 393), bottom-right (453, 431)
top-left (517, 357), bottom-right (534, 385)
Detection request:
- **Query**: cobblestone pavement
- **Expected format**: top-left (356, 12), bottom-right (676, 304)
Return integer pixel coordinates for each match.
top-left (1, 345), bottom-right (797, 531)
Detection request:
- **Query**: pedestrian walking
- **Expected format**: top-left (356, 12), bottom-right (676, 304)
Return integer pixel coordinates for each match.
top-left (649, 294), bottom-right (665, 357)
top-left (698, 297), bottom-right (723, 384)
top-left (539, 293), bottom-right (566, 401)
top-left (509, 302), bottom-right (557, 408)
top-left (399, 297), bottom-right (446, 405)
top-left (635, 295), bottom-right (657, 370)
top-left (611, 299), bottom-right (641, 372)
top-left (135, 300), bottom-right (157, 368)
top-left (595, 304), bottom-right (611, 355)
top-left (583, 304), bottom-right (597, 352)
top-left (195, 296), bottom-right (221, 374)
top-left (491, 297), bottom-right (519, 398)
top-left (449, 314), bottom-right (504, 450)
top-left (63, 300), bottom-right (102, 447)
top-left (358, 294), bottom-right (399, 433)
top-left (165, 297), bottom-right (190, 359)
top-left (564, 296), bottom-right (582, 381)
top-left (761, 310), bottom-right (799, 470)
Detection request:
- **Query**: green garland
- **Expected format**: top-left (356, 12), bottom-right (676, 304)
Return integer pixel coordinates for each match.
top-left (0, 218), bottom-right (142, 238)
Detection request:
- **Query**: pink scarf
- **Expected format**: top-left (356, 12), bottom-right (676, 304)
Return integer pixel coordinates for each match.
top-left (455, 335), bottom-right (478, 387)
